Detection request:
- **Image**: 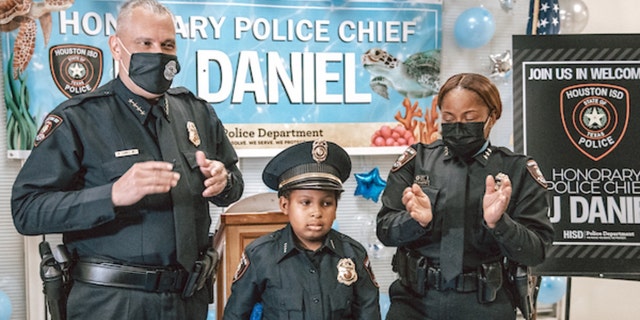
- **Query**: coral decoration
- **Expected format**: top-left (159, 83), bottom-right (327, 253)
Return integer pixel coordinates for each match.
top-left (371, 97), bottom-right (440, 147)
top-left (419, 97), bottom-right (441, 144)
top-left (370, 124), bottom-right (415, 146)
top-left (394, 98), bottom-right (423, 135)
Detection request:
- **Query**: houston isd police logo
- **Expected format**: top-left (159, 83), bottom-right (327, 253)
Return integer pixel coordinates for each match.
top-left (49, 44), bottom-right (103, 98)
top-left (560, 84), bottom-right (629, 161)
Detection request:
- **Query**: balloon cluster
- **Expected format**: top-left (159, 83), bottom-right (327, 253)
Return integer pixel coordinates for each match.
top-left (454, 0), bottom-right (590, 48)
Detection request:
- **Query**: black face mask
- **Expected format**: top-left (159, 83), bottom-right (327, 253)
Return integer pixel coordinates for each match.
top-left (441, 121), bottom-right (487, 160)
top-left (127, 52), bottom-right (181, 94)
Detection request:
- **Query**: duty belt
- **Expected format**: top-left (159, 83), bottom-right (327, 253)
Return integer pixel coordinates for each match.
top-left (72, 261), bottom-right (189, 293)
top-left (392, 248), bottom-right (479, 295)
top-left (426, 266), bottom-right (478, 292)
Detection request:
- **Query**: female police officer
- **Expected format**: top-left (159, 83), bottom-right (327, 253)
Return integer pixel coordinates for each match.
top-left (376, 73), bottom-right (554, 319)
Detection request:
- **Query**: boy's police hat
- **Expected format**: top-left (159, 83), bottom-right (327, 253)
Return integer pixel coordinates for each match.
top-left (262, 140), bottom-right (351, 193)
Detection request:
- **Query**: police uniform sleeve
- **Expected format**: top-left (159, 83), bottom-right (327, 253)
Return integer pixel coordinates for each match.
top-left (351, 244), bottom-right (382, 320)
top-left (486, 156), bottom-right (555, 266)
top-left (193, 93), bottom-right (244, 206)
top-left (376, 146), bottom-right (431, 247)
top-left (11, 110), bottom-right (117, 235)
top-left (222, 245), bottom-right (263, 320)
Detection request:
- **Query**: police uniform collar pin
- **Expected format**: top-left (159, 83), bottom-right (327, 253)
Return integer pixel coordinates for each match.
top-left (161, 97), bottom-right (170, 118)
top-left (128, 98), bottom-right (145, 116)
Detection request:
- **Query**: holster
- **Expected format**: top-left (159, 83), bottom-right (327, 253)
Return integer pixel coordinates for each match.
top-left (392, 248), bottom-right (428, 296)
top-left (181, 247), bottom-right (219, 300)
top-left (39, 241), bottom-right (72, 320)
top-left (506, 262), bottom-right (539, 320)
top-left (476, 261), bottom-right (503, 304)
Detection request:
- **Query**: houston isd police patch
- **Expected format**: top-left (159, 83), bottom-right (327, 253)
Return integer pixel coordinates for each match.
top-left (560, 83), bottom-right (629, 161)
top-left (49, 44), bottom-right (103, 98)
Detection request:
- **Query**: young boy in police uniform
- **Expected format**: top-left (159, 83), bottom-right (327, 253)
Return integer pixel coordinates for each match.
top-left (223, 140), bottom-right (381, 320)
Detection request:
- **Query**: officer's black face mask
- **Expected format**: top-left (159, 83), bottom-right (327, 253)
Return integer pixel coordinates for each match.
top-left (441, 119), bottom-right (489, 160)
top-left (118, 38), bottom-right (180, 94)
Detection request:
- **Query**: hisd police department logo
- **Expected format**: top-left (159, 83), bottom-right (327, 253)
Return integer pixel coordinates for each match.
top-left (49, 44), bottom-right (103, 98)
top-left (560, 84), bottom-right (629, 161)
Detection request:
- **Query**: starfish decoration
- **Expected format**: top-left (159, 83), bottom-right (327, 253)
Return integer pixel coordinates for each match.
top-left (354, 167), bottom-right (387, 203)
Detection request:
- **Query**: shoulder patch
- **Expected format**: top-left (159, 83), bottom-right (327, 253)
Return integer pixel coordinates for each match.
top-left (34, 115), bottom-right (63, 147)
top-left (364, 256), bottom-right (379, 288)
top-left (232, 252), bottom-right (250, 283)
top-left (526, 160), bottom-right (547, 189)
top-left (391, 147), bottom-right (417, 172)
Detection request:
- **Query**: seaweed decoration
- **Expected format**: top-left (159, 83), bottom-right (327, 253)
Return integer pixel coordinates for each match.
top-left (4, 53), bottom-right (37, 150)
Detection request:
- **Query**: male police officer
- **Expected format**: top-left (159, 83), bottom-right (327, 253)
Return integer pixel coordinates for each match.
top-left (11, 1), bottom-right (243, 319)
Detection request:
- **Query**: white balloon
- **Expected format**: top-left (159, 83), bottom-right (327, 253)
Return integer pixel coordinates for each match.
top-left (499, 0), bottom-right (515, 13)
top-left (558, 0), bottom-right (589, 34)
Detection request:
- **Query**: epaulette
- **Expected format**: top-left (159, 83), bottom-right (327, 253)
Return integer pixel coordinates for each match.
top-left (57, 87), bottom-right (113, 110)
top-left (246, 229), bottom-right (281, 251)
top-left (166, 86), bottom-right (191, 95)
top-left (339, 234), bottom-right (368, 256)
top-left (166, 86), bottom-right (212, 107)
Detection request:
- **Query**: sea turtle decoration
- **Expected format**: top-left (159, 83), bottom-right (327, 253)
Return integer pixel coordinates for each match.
top-left (362, 47), bottom-right (441, 100)
top-left (0, 0), bottom-right (75, 79)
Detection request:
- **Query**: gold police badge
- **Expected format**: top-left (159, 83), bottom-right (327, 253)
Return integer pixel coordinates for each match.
top-left (337, 258), bottom-right (357, 286)
top-left (187, 121), bottom-right (201, 147)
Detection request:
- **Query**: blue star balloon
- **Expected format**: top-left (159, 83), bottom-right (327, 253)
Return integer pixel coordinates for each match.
top-left (354, 167), bottom-right (387, 202)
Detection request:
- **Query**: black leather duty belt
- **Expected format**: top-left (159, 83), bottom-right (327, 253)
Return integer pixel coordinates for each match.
top-left (72, 261), bottom-right (189, 293)
top-left (426, 267), bottom-right (478, 292)
top-left (393, 248), bottom-right (478, 294)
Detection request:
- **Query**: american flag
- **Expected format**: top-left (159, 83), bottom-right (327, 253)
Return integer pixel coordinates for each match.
top-left (527, 0), bottom-right (560, 35)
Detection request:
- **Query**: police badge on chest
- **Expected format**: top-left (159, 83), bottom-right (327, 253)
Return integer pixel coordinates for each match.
top-left (337, 258), bottom-right (358, 286)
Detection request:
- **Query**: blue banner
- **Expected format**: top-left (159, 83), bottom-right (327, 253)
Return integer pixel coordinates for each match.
top-left (2, 0), bottom-right (442, 153)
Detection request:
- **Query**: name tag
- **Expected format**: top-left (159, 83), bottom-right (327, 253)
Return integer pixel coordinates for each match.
top-left (114, 149), bottom-right (139, 158)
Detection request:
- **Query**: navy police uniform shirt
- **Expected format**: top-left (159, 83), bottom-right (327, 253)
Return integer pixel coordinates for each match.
top-left (376, 141), bottom-right (554, 269)
top-left (223, 224), bottom-right (381, 320)
top-left (11, 78), bottom-right (243, 267)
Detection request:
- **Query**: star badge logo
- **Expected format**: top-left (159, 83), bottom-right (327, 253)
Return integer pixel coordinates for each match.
top-left (49, 44), bottom-right (103, 98)
top-left (560, 84), bottom-right (628, 161)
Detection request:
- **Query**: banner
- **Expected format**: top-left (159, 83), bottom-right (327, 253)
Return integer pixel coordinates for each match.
top-left (514, 34), bottom-right (640, 276)
top-left (1, 0), bottom-right (442, 155)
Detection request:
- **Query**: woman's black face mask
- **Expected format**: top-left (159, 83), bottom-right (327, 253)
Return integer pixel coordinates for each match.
top-left (441, 119), bottom-right (489, 160)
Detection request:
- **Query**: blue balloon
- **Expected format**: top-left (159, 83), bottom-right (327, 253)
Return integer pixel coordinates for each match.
top-left (250, 302), bottom-right (263, 320)
top-left (354, 167), bottom-right (387, 203)
top-left (0, 291), bottom-right (11, 320)
top-left (537, 276), bottom-right (567, 305)
top-left (379, 293), bottom-right (391, 319)
top-left (454, 7), bottom-right (496, 48)
top-left (206, 308), bottom-right (215, 320)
